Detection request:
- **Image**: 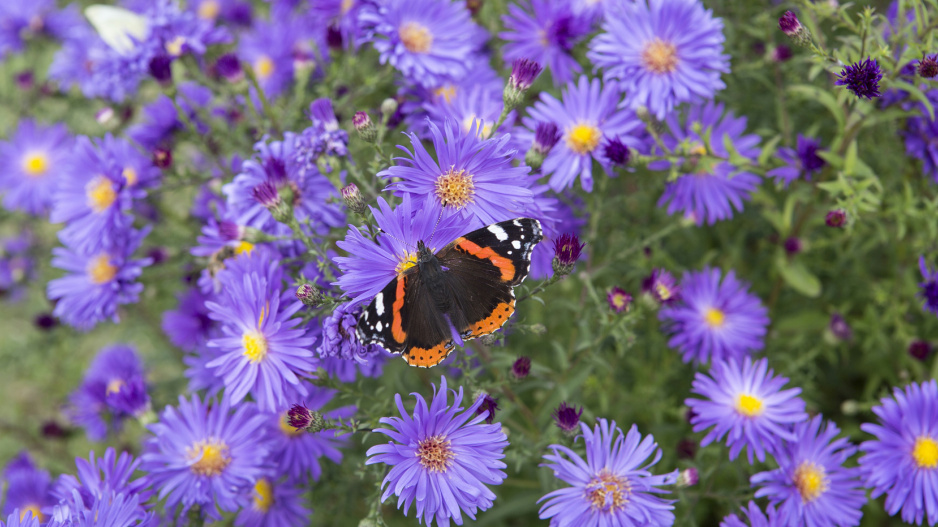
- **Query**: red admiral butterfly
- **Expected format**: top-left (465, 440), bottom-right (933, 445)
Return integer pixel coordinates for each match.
top-left (357, 218), bottom-right (543, 367)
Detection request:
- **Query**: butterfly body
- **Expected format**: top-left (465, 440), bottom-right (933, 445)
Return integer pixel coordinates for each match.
top-left (357, 218), bottom-right (543, 367)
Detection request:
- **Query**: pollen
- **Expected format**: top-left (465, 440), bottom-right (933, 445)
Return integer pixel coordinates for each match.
top-left (106, 378), bottom-right (125, 395)
top-left (253, 478), bottom-right (275, 512)
top-left (255, 55), bottom-right (275, 80)
top-left (20, 505), bottom-right (44, 523)
top-left (399, 21), bottom-right (433, 53)
top-left (435, 167), bottom-right (475, 209)
top-left (735, 394), bottom-right (764, 417)
top-left (234, 241), bottom-right (254, 255)
top-left (416, 435), bottom-right (455, 473)
top-left (396, 251), bottom-right (418, 274)
top-left (434, 84), bottom-right (457, 104)
top-left (610, 292), bottom-right (629, 311)
top-left (197, 0), bottom-right (221, 20)
top-left (641, 38), bottom-right (679, 74)
top-left (122, 167), bottom-right (138, 186)
top-left (655, 283), bottom-right (675, 302)
top-left (913, 436), bottom-right (938, 469)
top-left (793, 461), bottom-right (828, 503)
top-left (243, 329), bottom-right (269, 363)
top-left (86, 175), bottom-right (117, 212)
top-left (22, 152), bottom-right (49, 177)
top-left (565, 123), bottom-right (602, 155)
top-left (165, 36), bottom-right (186, 57)
top-left (87, 254), bottom-right (117, 284)
top-left (341, 0), bottom-right (354, 14)
top-left (187, 439), bottom-right (231, 476)
top-left (279, 412), bottom-right (304, 437)
top-left (704, 307), bottom-right (725, 328)
top-left (586, 469), bottom-right (631, 512)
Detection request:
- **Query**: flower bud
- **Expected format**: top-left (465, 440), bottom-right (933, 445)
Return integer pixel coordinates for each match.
top-left (353, 111), bottom-right (378, 143)
top-left (341, 183), bottom-right (368, 216)
top-left (380, 98), bottom-right (399, 118)
top-left (779, 11), bottom-right (811, 46)
top-left (475, 394), bottom-right (499, 424)
top-left (296, 283), bottom-right (324, 307)
top-left (215, 53), bottom-right (244, 83)
top-left (552, 233), bottom-right (585, 275)
top-left (825, 209), bottom-right (847, 228)
top-left (919, 55), bottom-right (938, 79)
top-left (148, 55), bottom-right (173, 86)
top-left (607, 287), bottom-right (632, 313)
top-left (909, 339), bottom-right (932, 361)
top-left (287, 404), bottom-right (327, 432)
top-left (153, 147), bottom-right (172, 169)
top-left (552, 402), bottom-right (582, 434)
top-left (676, 468), bottom-right (698, 487)
top-left (504, 58), bottom-right (542, 110)
top-left (511, 356), bottom-right (531, 380)
top-left (603, 137), bottom-right (631, 166)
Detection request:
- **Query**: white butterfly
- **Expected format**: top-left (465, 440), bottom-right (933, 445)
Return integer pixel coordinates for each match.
top-left (84, 5), bottom-right (150, 55)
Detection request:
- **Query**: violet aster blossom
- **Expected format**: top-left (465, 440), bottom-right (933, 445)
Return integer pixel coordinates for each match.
top-left (836, 57), bottom-right (883, 100)
top-left (238, 19), bottom-right (304, 99)
top-left (66, 344), bottom-right (151, 441)
top-left (140, 395), bottom-right (269, 522)
top-left (334, 195), bottom-right (463, 304)
top-left (318, 301), bottom-right (387, 364)
top-left (751, 415), bottom-right (866, 527)
top-left (359, 0), bottom-right (485, 88)
top-left (652, 102), bottom-right (761, 225)
top-left (588, 0), bottom-right (730, 120)
top-left (767, 134), bottom-right (826, 186)
top-left (859, 379), bottom-right (938, 525)
top-left (686, 357), bottom-right (807, 463)
top-left (538, 419), bottom-right (679, 526)
top-left (51, 448), bottom-right (152, 521)
top-left (2, 453), bottom-right (55, 524)
top-left (204, 250), bottom-right (316, 412)
top-left (902, 88), bottom-right (938, 184)
top-left (720, 501), bottom-right (781, 527)
top-left (46, 228), bottom-right (152, 332)
top-left (0, 119), bottom-right (72, 216)
top-left (161, 286), bottom-right (216, 352)
top-left (500, 0), bottom-right (591, 84)
top-left (659, 267), bottom-right (769, 364)
top-left (49, 490), bottom-right (154, 527)
top-left (521, 76), bottom-right (644, 192)
top-left (234, 476), bottom-right (310, 527)
top-left (0, 0), bottom-right (83, 55)
top-left (309, 0), bottom-right (365, 48)
top-left (127, 82), bottom-right (213, 150)
top-left (366, 376), bottom-right (509, 527)
top-left (1, 511), bottom-right (40, 527)
top-left (380, 119), bottom-right (534, 228)
top-left (919, 255), bottom-right (938, 317)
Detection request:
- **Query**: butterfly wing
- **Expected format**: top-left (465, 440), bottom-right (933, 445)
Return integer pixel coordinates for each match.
top-left (436, 218), bottom-right (543, 340)
top-left (85, 5), bottom-right (149, 55)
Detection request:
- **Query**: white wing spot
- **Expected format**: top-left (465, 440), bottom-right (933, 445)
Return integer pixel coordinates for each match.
top-left (374, 293), bottom-right (385, 316)
top-left (513, 220), bottom-right (522, 226)
top-left (507, 250), bottom-right (513, 255)
top-left (512, 240), bottom-right (521, 249)
top-left (376, 321), bottom-right (383, 332)
top-left (488, 224), bottom-right (509, 241)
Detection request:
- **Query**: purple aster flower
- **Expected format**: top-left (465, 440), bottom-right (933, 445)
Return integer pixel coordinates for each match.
top-left (751, 415), bottom-right (866, 526)
top-left (2, 453), bottom-right (55, 524)
top-left (366, 376), bottom-right (509, 526)
top-left (359, 0), bottom-right (485, 87)
top-left (1, 510), bottom-right (40, 527)
top-left (643, 268), bottom-right (681, 304)
top-left (0, 119), bottom-right (72, 216)
top-left (66, 344), bottom-right (151, 441)
top-left (264, 384), bottom-right (354, 482)
top-left (836, 57), bottom-right (883, 99)
top-left (500, 0), bottom-right (590, 84)
top-left (588, 0), bottom-right (730, 120)
top-left (425, 85), bottom-right (512, 143)
top-left (528, 190), bottom-right (586, 279)
top-left (238, 20), bottom-right (304, 99)
top-left (902, 88), bottom-right (938, 183)
top-left (51, 448), bottom-right (152, 521)
top-left (141, 395), bottom-right (269, 521)
top-left (223, 133), bottom-right (344, 238)
top-left (334, 194), bottom-right (462, 304)
top-left (191, 0), bottom-right (253, 28)
top-left (607, 287), bottom-right (632, 314)
top-left (552, 232), bottom-right (585, 268)
top-left (826, 209), bottom-right (847, 228)
top-left (380, 119), bottom-right (534, 228)
top-left (522, 76), bottom-right (644, 191)
top-left (0, 233), bottom-right (34, 301)
top-left (51, 490), bottom-right (154, 527)
top-left (920, 256), bottom-right (938, 316)
top-left (919, 54), bottom-right (938, 78)
top-left (318, 301), bottom-right (387, 364)
top-left (720, 501), bottom-right (781, 527)
top-left (859, 379), bottom-right (938, 525)
top-left (539, 419), bottom-right (679, 526)
top-left (686, 357), bottom-right (807, 463)
top-left (162, 286), bottom-right (215, 352)
top-left (127, 82), bottom-right (212, 150)
top-left (292, 98), bottom-right (351, 172)
top-left (778, 11), bottom-right (801, 36)
top-left (309, 0), bottom-right (365, 49)
top-left (46, 228), bottom-right (152, 331)
top-left (552, 401), bottom-right (583, 432)
top-left (767, 134), bottom-right (826, 186)
top-left (0, 1), bottom-right (83, 55)
top-left (659, 267), bottom-right (769, 364)
top-left (204, 250), bottom-right (316, 412)
top-left (234, 477), bottom-right (310, 527)
top-left (653, 102), bottom-right (761, 225)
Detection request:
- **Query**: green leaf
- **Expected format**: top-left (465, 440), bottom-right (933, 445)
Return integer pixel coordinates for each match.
top-left (776, 253), bottom-right (822, 297)
top-left (789, 84), bottom-right (846, 131)
top-left (844, 140), bottom-right (858, 175)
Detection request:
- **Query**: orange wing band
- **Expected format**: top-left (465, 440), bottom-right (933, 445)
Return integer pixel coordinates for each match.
top-left (455, 238), bottom-right (516, 281)
top-left (405, 342), bottom-right (454, 368)
top-left (466, 300), bottom-right (515, 338)
top-left (391, 275), bottom-right (407, 344)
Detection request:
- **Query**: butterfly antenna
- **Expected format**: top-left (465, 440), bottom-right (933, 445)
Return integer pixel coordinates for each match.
top-left (426, 208), bottom-right (445, 246)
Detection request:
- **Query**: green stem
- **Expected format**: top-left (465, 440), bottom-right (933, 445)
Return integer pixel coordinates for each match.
top-left (244, 64), bottom-right (282, 135)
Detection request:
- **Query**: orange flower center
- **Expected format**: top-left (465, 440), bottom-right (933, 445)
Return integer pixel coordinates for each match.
top-left (187, 439), bottom-right (231, 476)
top-left (416, 435), bottom-right (455, 473)
top-left (641, 38), bottom-right (679, 74)
top-left (586, 469), bottom-right (631, 511)
top-left (399, 22), bottom-right (432, 53)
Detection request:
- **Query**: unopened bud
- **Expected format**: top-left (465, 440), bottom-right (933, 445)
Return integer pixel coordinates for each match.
top-left (153, 147), bottom-right (172, 169)
top-left (779, 11), bottom-right (811, 47)
top-left (825, 209), bottom-right (847, 228)
top-left (552, 233), bottom-right (585, 275)
top-left (511, 356), bottom-right (531, 380)
top-left (504, 58), bottom-right (542, 110)
top-left (296, 283), bottom-right (324, 307)
top-left (353, 112), bottom-right (378, 143)
top-left (676, 468), bottom-right (698, 487)
top-left (380, 98), bottom-right (398, 119)
top-left (341, 184), bottom-right (368, 216)
top-left (96, 107), bottom-right (116, 126)
top-left (919, 55), bottom-right (938, 79)
top-left (287, 404), bottom-right (328, 432)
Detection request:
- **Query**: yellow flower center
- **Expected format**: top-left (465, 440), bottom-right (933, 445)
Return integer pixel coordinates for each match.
top-left (735, 394), bottom-right (763, 417)
top-left (565, 123), bottom-right (602, 155)
top-left (341, 0), bottom-right (354, 14)
top-left (641, 38), bottom-right (679, 74)
top-left (462, 116), bottom-right (492, 138)
top-left (122, 167), bottom-right (138, 186)
top-left (188, 439), bottom-right (231, 476)
top-left (794, 461), bottom-right (828, 503)
top-left (399, 22), bottom-right (433, 53)
top-left (234, 241), bottom-right (254, 255)
top-left (198, 0), bottom-right (221, 20)
top-left (586, 469), bottom-right (631, 512)
top-left (279, 412), bottom-right (304, 437)
top-left (396, 251), bottom-right (418, 274)
top-left (22, 152), bottom-right (49, 177)
top-left (913, 436), bottom-right (938, 469)
top-left (243, 330), bottom-right (269, 364)
top-left (435, 167), bottom-right (475, 209)
top-left (106, 378), bottom-right (125, 395)
top-left (87, 254), bottom-right (117, 284)
top-left (655, 283), bottom-right (675, 302)
top-left (86, 175), bottom-right (117, 213)
top-left (20, 505), bottom-right (44, 522)
top-left (416, 435), bottom-right (455, 473)
top-left (252, 478), bottom-right (275, 512)
top-left (611, 292), bottom-right (628, 310)
top-left (434, 84), bottom-right (457, 104)
top-left (704, 308), bottom-right (725, 328)
top-left (255, 56), bottom-right (274, 80)
top-left (165, 35), bottom-right (186, 57)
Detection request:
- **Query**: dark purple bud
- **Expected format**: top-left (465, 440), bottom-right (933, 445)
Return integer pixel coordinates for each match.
top-left (783, 236), bottom-right (802, 255)
top-left (475, 394), bottom-right (499, 424)
top-left (772, 44), bottom-right (793, 62)
top-left (215, 53), bottom-right (244, 82)
top-left (552, 233), bottom-right (585, 275)
top-left (919, 55), bottom-right (938, 78)
top-left (509, 58), bottom-right (543, 92)
top-left (33, 312), bottom-right (58, 331)
top-left (779, 11), bottom-right (801, 36)
top-left (146, 247), bottom-right (169, 265)
top-left (835, 57), bottom-right (883, 100)
top-left (603, 137), bottom-right (631, 166)
top-left (533, 122), bottom-right (561, 155)
top-left (296, 284), bottom-right (324, 307)
top-left (829, 313), bottom-right (852, 341)
top-left (326, 24), bottom-right (343, 50)
top-left (607, 287), bottom-right (632, 313)
top-left (287, 403), bottom-right (314, 430)
top-left (15, 70), bottom-right (34, 90)
top-left (148, 55), bottom-right (173, 85)
top-left (909, 340), bottom-right (932, 361)
top-left (552, 402), bottom-right (582, 433)
top-left (511, 356), bottom-right (531, 379)
top-left (252, 181), bottom-right (281, 208)
top-left (263, 157), bottom-right (287, 184)
top-left (227, 2), bottom-right (253, 27)
top-left (676, 438), bottom-right (698, 459)
top-left (41, 420), bottom-right (69, 439)
top-left (825, 209), bottom-right (847, 228)
top-left (153, 147), bottom-right (172, 169)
